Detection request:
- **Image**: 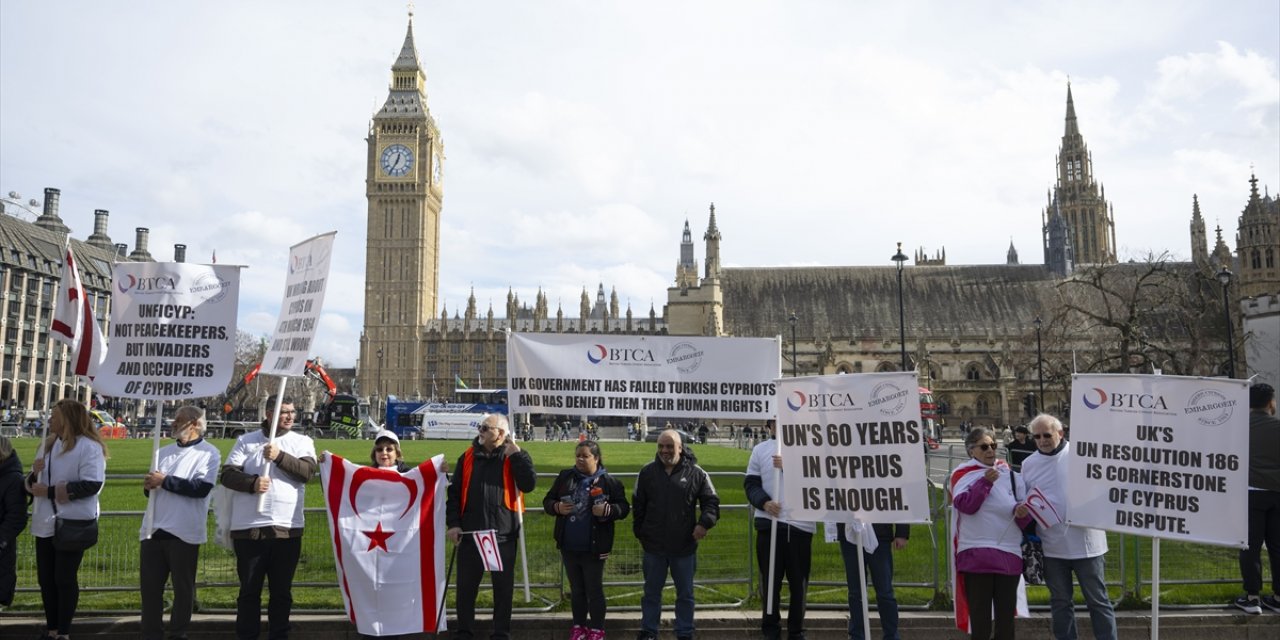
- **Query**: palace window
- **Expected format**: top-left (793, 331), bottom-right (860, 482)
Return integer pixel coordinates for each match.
top-left (976, 396), bottom-right (990, 415)
top-left (965, 364), bottom-right (982, 381)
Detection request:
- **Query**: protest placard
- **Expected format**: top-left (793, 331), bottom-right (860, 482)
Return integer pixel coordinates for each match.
top-left (1065, 373), bottom-right (1248, 547)
top-left (507, 333), bottom-right (779, 420)
top-left (93, 262), bottom-right (240, 399)
top-left (261, 232), bottom-right (335, 377)
top-left (778, 372), bottom-right (930, 524)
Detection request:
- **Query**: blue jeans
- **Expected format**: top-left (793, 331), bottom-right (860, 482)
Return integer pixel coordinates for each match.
top-left (839, 538), bottom-right (898, 640)
top-left (1043, 555), bottom-right (1116, 640)
top-left (641, 551), bottom-right (697, 637)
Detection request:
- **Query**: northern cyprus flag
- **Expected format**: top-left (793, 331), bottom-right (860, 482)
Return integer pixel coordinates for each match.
top-left (322, 453), bottom-right (449, 635)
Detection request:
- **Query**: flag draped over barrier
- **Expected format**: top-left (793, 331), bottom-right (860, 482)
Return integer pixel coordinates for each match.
top-left (50, 243), bottom-right (105, 380)
top-left (322, 453), bottom-right (449, 635)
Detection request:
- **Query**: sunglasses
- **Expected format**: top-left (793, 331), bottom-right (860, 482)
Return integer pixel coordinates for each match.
top-left (478, 425), bottom-right (503, 434)
top-left (972, 443), bottom-right (995, 452)
top-left (1032, 433), bottom-right (1055, 440)
top-left (375, 445), bottom-right (397, 452)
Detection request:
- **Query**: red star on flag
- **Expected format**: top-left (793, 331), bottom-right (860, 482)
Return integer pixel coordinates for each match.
top-left (363, 521), bottom-right (395, 551)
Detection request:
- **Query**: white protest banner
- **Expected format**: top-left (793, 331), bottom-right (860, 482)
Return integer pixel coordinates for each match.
top-left (507, 333), bottom-right (779, 420)
top-left (261, 232), bottom-right (335, 377)
top-left (778, 372), bottom-right (930, 524)
top-left (1066, 373), bottom-right (1249, 547)
top-left (93, 262), bottom-right (240, 399)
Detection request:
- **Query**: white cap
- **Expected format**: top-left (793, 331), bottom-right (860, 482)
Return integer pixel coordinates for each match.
top-left (374, 429), bottom-right (399, 444)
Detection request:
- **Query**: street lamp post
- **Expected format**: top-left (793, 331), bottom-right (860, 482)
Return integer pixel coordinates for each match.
top-left (1216, 267), bottom-right (1235, 378)
top-left (891, 242), bottom-right (909, 371)
top-left (376, 347), bottom-right (385, 416)
top-left (788, 312), bottom-right (798, 377)
top-left (1034, 316), bottom-right (1044, 414)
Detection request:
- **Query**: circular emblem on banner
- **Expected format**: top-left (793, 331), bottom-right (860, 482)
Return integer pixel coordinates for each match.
top-left (667, 341), bottom-right (704, 374)
top-left (190, 272), bottom-right (230, 304)
top-left (869, 381), bottom-right (909, 416)
top-left (1184, 388), bottom-right (1234, 426)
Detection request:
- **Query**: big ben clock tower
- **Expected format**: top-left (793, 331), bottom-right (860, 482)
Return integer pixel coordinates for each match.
top-left (360, 15), bottom-right (444, 403)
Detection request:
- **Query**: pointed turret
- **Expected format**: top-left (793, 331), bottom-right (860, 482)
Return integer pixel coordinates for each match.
top-left (703, 202), bottom-right (722, 280)
top-left (1064, 82), bottom-right (1080, 138)
top-left (1190, 194), bottom-right (1209, 267)
top-left (1006, 240), bottom-right (1019, 265)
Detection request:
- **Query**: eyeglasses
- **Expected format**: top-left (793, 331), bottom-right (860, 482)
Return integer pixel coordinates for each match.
top-left (375, 446), bottom-right (397, 453)
top-left (478, 425), bottom-right (502, 434)
top-left (972, 443), bottom-right (995, 452)
top-left (1032, 433), bottom-right (1055, 440)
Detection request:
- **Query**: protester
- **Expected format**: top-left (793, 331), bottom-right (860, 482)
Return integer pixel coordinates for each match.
top-left (26, 399), bottom-right (108, 640)
top-left (221, 398), bottom-right (318, 640)
top-left (1005, 426), bottom-right (1036, 471)
top-left (633, 429), bottom-right (720, 640)
top-left (839, 520), bottom-right (909, 640)
top-left (1018, 413), bottom-right (1115, 638)
top-left (543, 440), bottom-right (630, 640)
top-left (0, 434), bottom-right (28, 609)
top-left (140, 405), bottom-right (222, 640)
top-left (446, 414), bottom-right (537, 640)
top-left (1236, 383), bottom-right (1280, 614)
top-left (950, 427), bottom-right (1028, 640)
top-left (369, 430), bottom-right (410, 472)
top-left (744, 419), bottom-right (813, 640)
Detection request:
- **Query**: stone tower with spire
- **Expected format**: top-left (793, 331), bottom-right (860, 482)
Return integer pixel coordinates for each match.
top-left (666, 203), bottom-right (725, 335)
top-left (1042, 83), bottom-right (1116, 266)
top-left (1236, 173), bottom-right (1280, 299)
top-left (359, 13), bottom-right (445, 401)
top-left (1190, 194), bottom-right (1209, 268)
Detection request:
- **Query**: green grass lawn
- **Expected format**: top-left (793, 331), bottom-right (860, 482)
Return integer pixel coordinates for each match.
top-left (3, 437), bottom-right (1245, 613)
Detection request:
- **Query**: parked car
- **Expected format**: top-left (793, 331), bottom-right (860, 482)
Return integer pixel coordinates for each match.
top-left (90, 409), bottom-right (129, 439)
top-left (134, 416), bottom-right (170, 438)
top-left (642, 427), bottom-right (699, 444)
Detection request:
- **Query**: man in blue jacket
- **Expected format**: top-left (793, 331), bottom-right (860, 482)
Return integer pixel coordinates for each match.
top-left (632, 430), bottom-right (719, 640)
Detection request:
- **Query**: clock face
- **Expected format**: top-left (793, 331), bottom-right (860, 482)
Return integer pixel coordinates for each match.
top-left (433, 152), bottom-right (443, 184)
top-left (380, 144), bottom-right (414, 177)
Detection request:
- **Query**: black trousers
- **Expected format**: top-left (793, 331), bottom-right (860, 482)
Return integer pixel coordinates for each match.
top-left (141, 535), bottom-right (201, 640)
top-left (233, 536), bottom-right (302, 640)
top-left (35, 535), bottom-right (86, 636)
top-left (0, 536), bottom-right (17, 606)
top-left (961, 572), bottom-right (1019, 640)
top-left (562, 549), bottom-right (607, 629)
top-left (1241, 489), bottom-right (1280, 594)
top-left (755, 522), bottom-right (813, 640)
top-left (454, 534), bottom-right (518, 640)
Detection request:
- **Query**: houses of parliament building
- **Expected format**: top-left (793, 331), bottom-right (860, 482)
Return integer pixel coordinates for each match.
top-left (355, 18), bottom-right (1279, 427)
top-left (2, 17), bottom-right (1276, 422)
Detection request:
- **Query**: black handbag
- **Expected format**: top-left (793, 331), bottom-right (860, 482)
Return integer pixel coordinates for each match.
top-left (47, 451), bottom-right (100, 552)
top-left (53, 517), bottom-right (99, 552)
top-left (1010, 472), bottom-right (1045, 585)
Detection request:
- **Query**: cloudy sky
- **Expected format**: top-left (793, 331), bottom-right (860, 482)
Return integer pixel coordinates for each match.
top-left (3, 1), bottom-right (1277, 368)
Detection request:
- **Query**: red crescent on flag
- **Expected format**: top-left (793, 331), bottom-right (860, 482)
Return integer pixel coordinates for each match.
top-left (349, 466), bottom-right (419, 520)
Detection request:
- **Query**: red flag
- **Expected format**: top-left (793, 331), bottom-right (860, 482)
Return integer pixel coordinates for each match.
top-left (322, 453), bottom-right (448, 635)
top-left (1023, 486), bottom-right (1064, 529)
top-left (50, 243), bottom-right (106, 380)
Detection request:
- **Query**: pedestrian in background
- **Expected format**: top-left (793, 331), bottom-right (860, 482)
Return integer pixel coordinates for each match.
top-left (26, 399), bottom-right (108, 640)
top-left (544, 440), bottom-right (630, 640)
top-left (140, 405), bottom-right (222, 640)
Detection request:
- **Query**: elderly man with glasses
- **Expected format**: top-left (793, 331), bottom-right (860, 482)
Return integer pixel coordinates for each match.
top-left (446, 414), bottom-right (537, 640)
top-left (1019, 413), bottom-right (1116, 640)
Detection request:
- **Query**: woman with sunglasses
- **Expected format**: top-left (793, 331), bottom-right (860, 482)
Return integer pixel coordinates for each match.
top-left (369, 430), bottom-right (410, 472)
top-left (949, 426), bottom-right (1030, 640)
top-left (542, 440), bottom-right (630, 640)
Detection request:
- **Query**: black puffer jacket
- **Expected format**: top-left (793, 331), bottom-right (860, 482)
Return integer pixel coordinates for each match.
top-left (543, 468), bottom-right (630, 557)
top-left (631, 447), bottom-right (719, 556)
top-left (0, 450), bottom-right (27, 546)
top-left (446, 438), bottom-right (537, 543)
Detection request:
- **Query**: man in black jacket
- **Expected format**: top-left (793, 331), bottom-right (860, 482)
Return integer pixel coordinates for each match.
top-left (632, 430), bottom-right (719, 640)
top-left (1236, 383), bottom-right (1280, 615)
top-left (446, 414), bottom-right (538, 640)
top-left (839, 521), bottom-right (909, 640)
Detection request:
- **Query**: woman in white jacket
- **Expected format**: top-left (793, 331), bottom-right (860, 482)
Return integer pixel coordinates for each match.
top-left (26, 399), bottom-right (107, 640)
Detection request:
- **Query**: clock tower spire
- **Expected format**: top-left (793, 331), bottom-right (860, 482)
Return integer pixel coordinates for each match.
top-left (360, 14), bottom-right (445, 404)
